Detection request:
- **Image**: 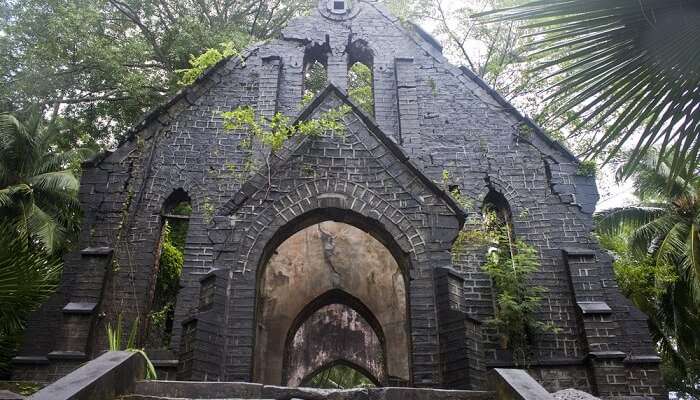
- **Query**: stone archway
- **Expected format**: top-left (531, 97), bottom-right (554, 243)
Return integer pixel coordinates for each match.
top-left (285, 297), bottom-right (384, 386)
top-left (253, 220), bottom-right (410, 385)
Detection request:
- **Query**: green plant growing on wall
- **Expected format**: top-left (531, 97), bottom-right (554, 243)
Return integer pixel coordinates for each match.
top-left (221, 105), bottom-right (349, 152)
top-left (202, 197), bottom-right (215, 224)
top-left (106, 315), bottom-right (157, 379)
top-left (149, 221), bottom-right (185, 347)
top-left (0, 224), bottom-right (61, 376)
top-left (177, 41), bottom-right (244, 86)
top-left (481, 215), bottom-right (555, 365)
top-left (576, 160), bottom-right (597, 177)
top-left (220, 104), bottom-right (349, 189)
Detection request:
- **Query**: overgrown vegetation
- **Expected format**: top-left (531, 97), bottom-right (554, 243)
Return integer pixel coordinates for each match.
top-left (148, 201), bottom-right (190, 347)
top-left (348, 62), bottom-right (374, 117)
top-left (597, 153), bottom-right (700, 397)
top-left (106, 315), bottom-right (157, 379)
top-left (0, 224), bottom-right (61, 377)
top-left (177, 41), bottom-right (242, 86)
top-left (306, 364), bottom-right (376, 389)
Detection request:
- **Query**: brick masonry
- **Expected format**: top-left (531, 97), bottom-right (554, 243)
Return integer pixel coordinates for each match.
top-left (14, 1), bottom-right (664, 398)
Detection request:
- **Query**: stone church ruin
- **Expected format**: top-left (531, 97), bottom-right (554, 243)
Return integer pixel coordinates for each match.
top-left (14, 1), bottom-right (665, 398)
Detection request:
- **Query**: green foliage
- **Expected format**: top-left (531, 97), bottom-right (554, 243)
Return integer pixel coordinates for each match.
top-left (303, 61), bottom-right (328, 103)
top-left (0, 112), bottom-right (90, 254)
top-left (484, 0), bottom-right (700, 180)
top-left (221, 105), bottom-right (349, 152)
top-left (482, 221), bottom-right (553, 363)
top-left (148, 222), bottom-right (183, 346)
top-left (177, 41), bottom-right (241, 86)
top-left (596, 153), bottom-right (700, 395)
top-left (307, 364), bottom-right (376, 389)
top-left (202, 197), bottom-right (215, 224)
top-left (0, 224), bottom-right (61, 375)
top-left (1, 0), bottom-right (315, 146)
top-left (106, 315), bottom-right (157, 379)
top-left (0, 381), bottom-right (43, 396)
top-left (441, 169), bottom-right (473, 210)
top-left (348, 62), bottom-right (374, 117)
top-left (575, 160), bottom-right (597, 177)
top-left (156, 223), bottom-right (184, 302)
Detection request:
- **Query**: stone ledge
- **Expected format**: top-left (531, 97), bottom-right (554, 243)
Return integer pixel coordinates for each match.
top-left (487, 357), bottom-right (587, 368)
top-left (562, 248), bottom-right (596, 257)
top-left (587, 351), bottom-right (627, 360)
top-left (623, 355), bottom-right (662, 364)
top-left (11, 356), bottom-right (49, 365)
top-left (491, 368), bottom-right (554, 400)
top-left (577, 301), bottom-right (612, 315)
top-left (151, 359), bottom-right (179, 368)
top-left (80, 247), bottom-right (113, 256)
top-left (133, 381), bottom-right (494, 400)
top-left (62, 302), bottom-right (97, 315)
top-left (31, 351), bottom-right (144, 400)
top-left (47, 351), bottom-right (87, 361)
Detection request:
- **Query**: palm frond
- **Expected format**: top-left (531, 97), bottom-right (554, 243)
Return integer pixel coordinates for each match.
top-left (28, 171), bottom-right (79, 195)
top-left (0, 224), bottom-right (61, 335)
top-left (26, 203), bottom-right (64, 254)
top-left (596, 206), bottom-right (664, 235)
top-left (480, 0), bottom-right (700, 180)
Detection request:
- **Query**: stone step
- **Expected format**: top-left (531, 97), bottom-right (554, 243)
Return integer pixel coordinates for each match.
top-left (130, 381), bottom-right (495, 400)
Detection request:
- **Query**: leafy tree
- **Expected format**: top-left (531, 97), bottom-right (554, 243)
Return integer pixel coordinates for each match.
top-left (597, 154), bottom-right (700, 397)
top-left (348, 62), bottom-right (374, 117)
top-left (0, 224), bottom-right (61, 376)
top-left (1, 0), bottom-right (314, 147)
top-left (483, 0), bottom-right (700, 180)
top-left (0, 112), bottom-right (87, 254)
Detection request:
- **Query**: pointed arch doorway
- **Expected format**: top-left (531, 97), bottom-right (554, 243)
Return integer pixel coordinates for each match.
top-left (253, 217), bottom-right (411, 386)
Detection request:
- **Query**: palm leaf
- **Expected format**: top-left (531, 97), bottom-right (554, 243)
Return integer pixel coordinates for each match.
top-left (596, 206), bottom-right (664, 236)
top-left (0, 224), bottom-right (61, 335)
top-left (28, 171), bottom-right (79, 194)
top-left (480, 0), bottom-right (700, 180)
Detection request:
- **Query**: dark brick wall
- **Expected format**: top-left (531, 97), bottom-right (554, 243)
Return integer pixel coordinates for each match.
top-left (15, 1), bottom-right (664, 397)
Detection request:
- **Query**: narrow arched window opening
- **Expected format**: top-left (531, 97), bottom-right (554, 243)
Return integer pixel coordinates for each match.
top-left (148, 189), bottom-right (191, 349)
top-left (482, 188), bottom-right (513, 235)
top-left (303, 43), bottom-right (330, 104)
top-left (347, 40), bottom-right (374, 117)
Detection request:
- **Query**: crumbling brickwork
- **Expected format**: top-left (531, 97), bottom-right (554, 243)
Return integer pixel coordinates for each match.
top-left (14, 1), bottom-right (664, 398)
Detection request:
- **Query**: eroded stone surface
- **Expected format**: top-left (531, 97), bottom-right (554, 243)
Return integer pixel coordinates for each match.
top-left (552, 389), bottom-right (600, 400)
top-left (257, 222), bottom-right (408, 385)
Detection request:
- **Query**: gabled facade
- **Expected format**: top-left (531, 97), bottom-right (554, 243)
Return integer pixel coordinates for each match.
top-left (14, 1), bottom-right (664, 398)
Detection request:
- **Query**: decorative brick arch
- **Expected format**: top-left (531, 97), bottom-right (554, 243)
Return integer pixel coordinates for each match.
top-left (211, 176), bottom-right (457, 384)
top-left (473, 176), bottom-right (524, 216)
top-left (233, 178), bottom-right (427, 276)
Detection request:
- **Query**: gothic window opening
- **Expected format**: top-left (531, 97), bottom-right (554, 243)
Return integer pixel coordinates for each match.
top-left (148, 189), bottom-right (191, 349)
top-left (303, 43), bottom-right (330, 103)
top-left (347, 40), bottom-right (374, 117)
top-left (482, 188), bottom-right (513, 234)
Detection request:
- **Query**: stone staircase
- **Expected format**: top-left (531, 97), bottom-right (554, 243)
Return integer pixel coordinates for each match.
top-left (119, 380), bottom-right (496, 400)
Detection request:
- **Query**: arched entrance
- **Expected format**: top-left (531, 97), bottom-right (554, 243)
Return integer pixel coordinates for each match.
top-left (253, 219), bottom-right (410, 385)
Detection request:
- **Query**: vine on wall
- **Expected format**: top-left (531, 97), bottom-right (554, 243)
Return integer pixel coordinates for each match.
top-left (220, 105), bottom-right (349, 185)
